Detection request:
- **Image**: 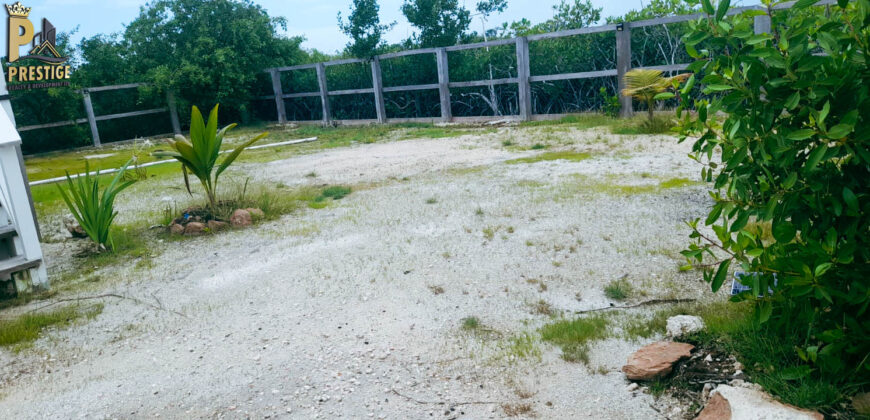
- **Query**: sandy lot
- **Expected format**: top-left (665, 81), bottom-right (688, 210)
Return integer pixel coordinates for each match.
top-left (1, 126), bottom-right (716, 419)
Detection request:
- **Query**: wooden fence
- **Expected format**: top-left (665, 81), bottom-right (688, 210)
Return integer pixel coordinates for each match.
top-left (12, 0), bottom-right (823, 147)
top-left (16, 82), bottom-right (181, 147)
top-left (260, 2), bottom-right (819, 125)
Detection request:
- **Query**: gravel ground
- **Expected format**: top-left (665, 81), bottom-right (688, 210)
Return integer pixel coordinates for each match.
top-left (1, 126), bottom-right (715, 419)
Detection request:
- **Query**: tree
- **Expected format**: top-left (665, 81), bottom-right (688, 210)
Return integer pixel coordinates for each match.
top-left (121, 0), bottom-right (306, 123)
top-left (401, 0), bottom-right (472, 47)
top-left (338, 0), bottom-right (395, 58)
top-left (547, 0), bottom-right (602, 31)
top-left (621, 69), bottom-right (687, 120)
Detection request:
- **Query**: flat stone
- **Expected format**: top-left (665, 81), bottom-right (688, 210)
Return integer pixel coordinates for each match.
top-left (666, 315), bottom-right (705, 338)
top-left (207, 220), bottom-right (229, 232)
top-left (696, 393), bottom-right (731, 420)
top-left (622, 341), bottom-right (694, 381)
top-left (853, 392), bottom-right (870, 416)
top-left (183, 222), bottom-right (206, 236)
top-left (695, 385), bottom-right (824, 420)
top-left (169, 223), bottom-right (185, 235)
top-left (230, 209), bottom-right (252, 227)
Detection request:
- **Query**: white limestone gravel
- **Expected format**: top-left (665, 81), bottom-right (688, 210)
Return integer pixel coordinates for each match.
top-left (1, 126), bottom-right (716, 419)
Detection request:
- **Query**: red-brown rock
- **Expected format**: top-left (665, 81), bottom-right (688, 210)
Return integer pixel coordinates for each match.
top-left (696, 393), bottom-right (731, 420)
top-left (622, 341), bottom-right (694, 381)
top-left (207, 220), bottom-right (228, 232)
top-left (169, 223), bottom-right (185, 235)
top-left (230, 209), bottom-right (252, 227)
top-left (183, 222), bottom-right (206, 236)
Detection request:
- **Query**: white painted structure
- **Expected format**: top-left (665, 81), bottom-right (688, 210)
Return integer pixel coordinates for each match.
top-left (0, 69), bottom-right (48, 293)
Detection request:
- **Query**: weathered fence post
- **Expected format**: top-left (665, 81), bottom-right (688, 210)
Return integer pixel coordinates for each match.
top-left (316, 63), bottom-right (331, 125)
top-left (270, 69), bottom-right (287, 124)
top-left (436, 48), bottom-right (452, 122)
top-left (166, 90), bottom-right (181, 135)
top-left (615, 23), bottom-right (633, 118)
top-left (515, 36), bottom-right (532, 122)
top-left (371, 57), bottom-right (387, 123)
top-left (754, 14), bottom-right (772, 34)
top-left (82, 89), bottom-right (101, 147)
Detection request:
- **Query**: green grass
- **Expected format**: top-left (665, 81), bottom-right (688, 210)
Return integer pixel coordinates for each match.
top-left (604, 278), bottom-right (634, 301)
top-left (315, 186), bottom-right (352, 202)
top-left (461, 316), bottom-right (481, 331)
top-left (0, 304), bottom-right (103, 350)
top-left (610, 115), bottom-right (676, 135)
top-left (540, 314), bottom-right (610, 364)
top-left (519, 114), bottom-right (619, 129)
top-left (530, 143), bottom-right (547, 150)
top-left (506, 151), bottom-right (592, 165)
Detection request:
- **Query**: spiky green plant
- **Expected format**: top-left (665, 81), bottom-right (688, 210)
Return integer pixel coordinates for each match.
top-left (152, 104), bottom-right (268, 209)
top-left (621, 69), bottom-right (690, 120)
top-left (57, 159), bottom-right (136, 251)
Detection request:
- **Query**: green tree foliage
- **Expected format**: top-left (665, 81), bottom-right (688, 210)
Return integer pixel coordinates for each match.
top-left (401, 0), bottom-right (473, 47)
top-left (339, 0), bottom-right (395, 58)
top-left (57, 159), bottom-right (135, 251)
top-left (678, 0), bottom-right (869, 385)
top-left (119, 0), bottom-right (305, 123)
top-left (153, 105), bottom-right (267, 210)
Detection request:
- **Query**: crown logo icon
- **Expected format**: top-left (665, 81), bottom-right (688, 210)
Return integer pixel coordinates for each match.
top-left (5, 2), bottom-right (30, 18)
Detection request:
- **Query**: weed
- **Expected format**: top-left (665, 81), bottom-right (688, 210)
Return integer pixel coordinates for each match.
top-left (604, 277), bottom-right (634, 301)
top-left (502, 140), bottom-right (514, 147)
top-left (482, 226), bottom-right (496, 240)
top-left (532, 300), bottom-right (554, 316)
top-left (506, 151), bottom-right (591, 165)
top-left (425, 197), bottom-right (438, 204)
top-left (305, 171), bottom-right (317, 178)
top-left (317, 186), bottom-right (352, 201)
top-left (428, 285), bottom-right (445, 295)
top-left (461, 316), bottom-right (480, 331)
top-left (0, 304), bottom-right (103, 350)
top-left (540, 314), bottom-right (610, 364)
top-left (530, 143), bottom-right (547, 150)
top-left (502, 403), bottom-right (533, 417)
top-left (475, 207), bottom-right (484, 216)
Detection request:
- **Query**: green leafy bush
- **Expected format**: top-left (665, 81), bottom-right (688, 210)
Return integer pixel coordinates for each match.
top-left (598, 87), bottom-right (621, 118)
top-left (153, 104), bottom-right (267, 209)
top-left (57, 159), bottom-right (136, 251)
top-left (678, 0), bottom-right (868, 387)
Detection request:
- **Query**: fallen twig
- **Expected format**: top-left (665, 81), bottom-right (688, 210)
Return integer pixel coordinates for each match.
top-left (574, 298), bottom-right (696, 314)
top-left (26, 293), bottom-right (188, 318)
top-left (390, 389), bottom-right (501, 406)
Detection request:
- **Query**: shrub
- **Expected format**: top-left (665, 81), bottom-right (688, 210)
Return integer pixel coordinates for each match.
top-left (57, 159), bottom-right (135, 251)
top-left (598, 86), bottom-right (621, 118)
top-left (677, 0), bottom-right (868, 386)
top-left (153, 104), bottom-right (267, 209)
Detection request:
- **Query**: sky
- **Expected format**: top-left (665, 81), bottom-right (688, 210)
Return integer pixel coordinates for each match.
top-left (18, 0), bottom-right (655, 54)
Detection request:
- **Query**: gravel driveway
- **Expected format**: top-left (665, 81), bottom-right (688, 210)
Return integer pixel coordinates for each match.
top-left (0, 126), bottom-right (713, 419)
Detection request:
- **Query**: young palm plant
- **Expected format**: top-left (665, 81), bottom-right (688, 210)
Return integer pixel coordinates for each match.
top-left (57, 159), bottom-right (136, 251)
top-left (621, 69), bottom-right (690, 120)
top-left (153, 104), bottom-right (268, 210)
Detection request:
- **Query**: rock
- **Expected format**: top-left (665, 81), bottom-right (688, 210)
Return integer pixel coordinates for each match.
top-left (666, 315), bottom-right (705, 338)
top-left (230, 209), bottom-right (252, 227)
top-left (695, 385), bottom-right (824, 420)
top-left (626, 383), bottom-right (639, 392)
top-left (853, 392), bottom-right (870, 416)
top-left (622, 341), bottom-right (694, 381)
top-left (183, 222), bottom-right (206, 236)
top-left (207, 220), bottom-right (228, 232)
top-left (705, 354), bottom-right (714, 362)
top-left (246, 208), bottom-right (265, 220)
top-left (64, 218), bottom-right (88, 238)
top-left (696, 393), bottom-right (731, 420)
top-left (169, 223), bottom-right (185, 235)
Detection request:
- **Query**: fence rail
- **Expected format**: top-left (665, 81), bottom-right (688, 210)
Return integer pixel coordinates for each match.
top-left (12, 0), bottom-right (830, 147)
top-left (261, 1), bottom-right (835, 125)
top-left (16, 83), bottom-right (182, 147)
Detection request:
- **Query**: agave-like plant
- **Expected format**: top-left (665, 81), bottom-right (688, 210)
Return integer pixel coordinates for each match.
top-left (57, 159), bottom-right (136, 251)
top-left (153, 104), bottom-right (268, 210)
top-left (621, 69), bottom-right (690, 120)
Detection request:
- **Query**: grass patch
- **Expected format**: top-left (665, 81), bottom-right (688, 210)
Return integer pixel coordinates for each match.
top-left (506, 151), bottom-right (592, 165)
top-left (0, 304), bottom-right (103, 350)
top-left (540, 314), bottom-right (610, 364)
top-left (604, 278), bottom-right (634, 301)
top-left (530, 143), bottom-right (547, 150)
top-left (519, 113), bottom-right (618, 129)
top-left (611, 116), bottom-right (675, 135)
top-left (461, 316), bottom-right (480, 331)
